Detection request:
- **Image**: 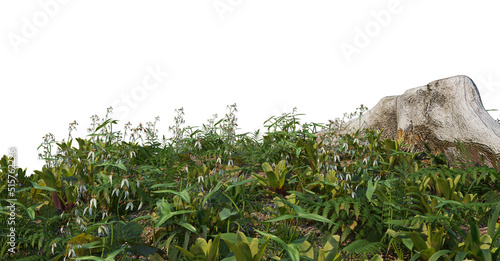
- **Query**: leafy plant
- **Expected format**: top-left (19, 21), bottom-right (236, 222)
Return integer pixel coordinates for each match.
top-left (222, 231), bottom-right (270, 261)
top-left (176, 233), bottom-right (222, 261)
top-left (253, 160), bottom-right (291, 196)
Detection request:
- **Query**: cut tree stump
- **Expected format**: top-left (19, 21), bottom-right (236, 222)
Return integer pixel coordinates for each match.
top-left (339, 75), bottom-right (500, 169)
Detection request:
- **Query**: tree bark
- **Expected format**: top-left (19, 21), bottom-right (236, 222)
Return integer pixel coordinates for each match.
top-left (341, 75), bottom-right (500, 169)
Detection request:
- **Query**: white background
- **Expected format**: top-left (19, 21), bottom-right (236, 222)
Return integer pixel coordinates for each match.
top-left (1, 0), bottom-right (499, 174)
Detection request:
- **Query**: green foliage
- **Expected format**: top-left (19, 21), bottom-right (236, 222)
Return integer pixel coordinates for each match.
top-left (253, 160), bottom-right (290, 196)
top-left (222, 231), bottom-right (270, 261)
top-left (176, 233), bottom-right (222, 261)
top-left (4, 105), bottom-right (500, 260)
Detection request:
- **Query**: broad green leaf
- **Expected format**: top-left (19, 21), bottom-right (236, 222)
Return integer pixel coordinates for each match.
top-left (406, 232), bottom-right (428, 252)
top-left (429, 250), bottom-right (451, 261)
top-left (255, 229), bottom-right (300, 261)
top-left (225, 179), bottom-right (257, 192)
top-left (151, 183), bottom-right (176, 189)
top-left (298, 240), bottom-right (314, 259)
top-left (29, 181), bottom-right (59, 192)
top-left (220, 208), bottom-right (238, 221)
top-left (153, 186), bottom-right (194, 203)
top-left (203, 181), bottom-right (223, 207)
top-left (430, 195), bottom-right (464, 209)
top-left (223, 239), bottom-right (246, 261)
top-left (467, 216), bottom-right (481, 245)
top-left (175, 245), bottom-right (196, 258)
top-left (263, 214), bottom-right (297, 223)
top-left (250, 238), bottom-right (259, 257)
top-left (156, 210), bottom-right (196, 228)
top-left (366, 179), bottom-right (377, 202)
top-left (113, 162), bottom-right (127, 171)
top-left (208, 234), bottom-right (221, 261)
top-left (112, 222), bottom-right (143, 240)
top-left (254, 237), bottom-right (270, 261)
top-left (453, 251), bottom-right (467, 261)
top-left (296, 213), bottom-right (335, 225)
top-left (176, 221), bottom-right (197, 233)
top-left (420, 247), bottom-right (437, 261)
top-left (236, 231), bottom-right (249, 244)
top-left (262, 162), bottom-right (273, 173)
top-left (237, 242), bottom-right (253, 260)
top-left (402, 238), bottom-right (413, 251)
top-left (266, 171), bottom-right (280, 189)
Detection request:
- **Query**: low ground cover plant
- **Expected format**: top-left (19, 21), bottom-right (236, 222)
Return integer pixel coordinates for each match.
top-left (1, 104), bottom-right (500, 260)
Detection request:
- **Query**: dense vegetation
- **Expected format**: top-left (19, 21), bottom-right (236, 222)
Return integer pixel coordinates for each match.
top-left (2, 105), bottom-right (500, 260)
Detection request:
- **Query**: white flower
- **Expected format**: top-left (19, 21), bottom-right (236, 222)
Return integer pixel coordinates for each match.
top-left (98, 225), bottom-right (109, 236)
top-left (125, 202), bottom-right (134, 211)
top-left (195, 140), bottom-right (202, 150)
top-left (346, 174), bottom-right (351, 181)
top-left (130, 150), bottom-right (136, 158)
top-left (102, 210), bottom-right (108, 220)
top-left (108, 175), bottom-right (113, 184)
top-left (76, 216), bottom-right (82, 224)
top-left (124, 190), bottom-right (129, 199)
top-left (373, 160), bottom-right (378, 167)
top-left (88, 150), bottom-right (95, 162)
top-left (334, 155), bottom-right (340, 163)
top-left (79, 184), bottom-right (87, 194)
top-left (90, 198), bottom-right (97, 209)
top-left (121, 178), bottom-right (129, 188)
top-left (137, 200), bottom-right (143, 211)
top-left (362, 157), bottom-right (368, 165)
top-left (227, 160), bottom-right (233, 166)
top-left (68, 248), bottom-right (76, 257)
top-left (198, 176), bottom-right (204, 183)
top-left (112, 188), bottom-right (120, 197)
top-left (217, 157), bottom-right (222, 164)
top-left (51, 242), bottom-right (57, 255)
top-left (351, 192), bottom-right (357, 198)
top-left (83, 206), bottom-right (92, 216)
top-left (136, 179), bottom-right (140, 189)
top-left (80, 224), bottom-right (87, 231)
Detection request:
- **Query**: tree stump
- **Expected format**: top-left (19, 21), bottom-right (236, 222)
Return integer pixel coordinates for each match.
top-left (341, 75), bottom-right (500, 169)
